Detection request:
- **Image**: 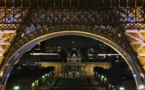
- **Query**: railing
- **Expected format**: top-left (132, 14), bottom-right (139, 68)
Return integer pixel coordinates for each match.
top-left (31, 70), bottom-right (55, 90)
top-left (94, 72), bottom-right (115, 90)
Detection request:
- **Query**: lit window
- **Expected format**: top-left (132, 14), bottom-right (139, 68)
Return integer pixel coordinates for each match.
top-left (88, 53), bottom-right (93, 56)
top-left (30, 53), bottom-right (59, 55)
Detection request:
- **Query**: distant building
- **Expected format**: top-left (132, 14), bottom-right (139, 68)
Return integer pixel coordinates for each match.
top-left (36, 48), bottom-right (111, 77)
top-left (17, 43), bottom-right (63, 66)
top-left (45, 46), bottom-right (61, 52)
top-left (17, 42), bottom-right (122, 77)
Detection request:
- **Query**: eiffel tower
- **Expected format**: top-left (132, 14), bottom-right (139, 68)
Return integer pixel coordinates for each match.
top-left (0, 0), bottom-right (145, 90)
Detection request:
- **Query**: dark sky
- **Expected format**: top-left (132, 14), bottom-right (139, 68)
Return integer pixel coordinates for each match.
top-left (44, 35), bottom-right (99, 49)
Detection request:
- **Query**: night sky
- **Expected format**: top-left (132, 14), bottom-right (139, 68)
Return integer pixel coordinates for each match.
top-left (44, 35), bottom-right (100, 49)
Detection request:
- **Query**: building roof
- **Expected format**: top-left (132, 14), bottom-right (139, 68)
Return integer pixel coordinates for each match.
top-left (67, 48), bottom-right (81, 58)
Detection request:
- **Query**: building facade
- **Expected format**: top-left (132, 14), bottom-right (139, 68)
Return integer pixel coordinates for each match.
top-left (36, 48), bottom-right (111, 77)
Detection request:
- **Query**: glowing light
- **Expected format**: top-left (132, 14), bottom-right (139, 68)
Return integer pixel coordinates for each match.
top-left (3, 29), bottom-right (143, 90)
top-left (125, 30), bottom-right (139, 32)
top-left (130, 42), bottom-right (142, 44)
top-left (7, 74), bottom-right (10, 77)
top-left (0, 42), bottom-right (10, 45)
top-left (0, 30), bottom-right (16, 63)
top-left (138, 54), bottom-right (145, 56)
top-left (14, 86), bottom-right (20, 90)
top-left (42, 75), bottom-right (45, 78)
top-left (104, 77), bottom-right (107, 82)
top-left (0, 8), bottom-right (28, 67)
top-left (133, 74), bottom-right (137, 77)
top-left (140, 73), bottom-right (144, 78)
top-left (125, 33), bottom-right (143, 43)
top-left (35, 80), bottom-right (38, 82)
top-left (0, 71), bottom-right (3, 77)
top-left (125, 29), bottom-right (145, 70)
top-left (98, 54), bottom-right (119, 56)
top-left (0, 30), bottom-right (16, 33)
top-left (30, 53), bottom-right (59, 55)
top-left (137, 44), bottom-right (145, 53)
top-left (138, 85), bottom-right (145, 89)
top-left (32, 83), bottom-right (35, 87)
top-left (119, 87), bottom-right (125, 90)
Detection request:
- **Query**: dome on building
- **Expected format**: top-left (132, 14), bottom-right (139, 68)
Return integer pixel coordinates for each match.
top-left (67, 48), bottom-right (81, 58)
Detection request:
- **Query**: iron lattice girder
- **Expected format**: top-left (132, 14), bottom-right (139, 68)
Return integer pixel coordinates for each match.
top-left (0, 8), bottom-right (28, 30)
top-left (0, 30), bottom-right (16, 64)
top-left (0, 0), bottom-right (144, 8)
top-left (0, 1), bottom-right (144, 89)
top-left (1, 8), bottom-right (116, 26)
top-left (5, 24), bottom-right (134, 64)
top-left (125, 29), bottom-right (145, 66)
top-left (0, 5), bottom-right (144, 70)
top-left (0, 7), bottom-right (145, 30)
top-left (0, 7), bottom-right (143, 65)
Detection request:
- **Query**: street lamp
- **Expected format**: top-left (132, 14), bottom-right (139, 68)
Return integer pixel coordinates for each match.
top-left (32, 83), bottom-right (35, 90)
top-left (119, 87), bottom-right (125, 90)
top-left (32, 83), bottom-right (35, 87)
top-left (13, 86), bottom-right (20, 90)
top-left (100, 75), bottom-right (104, 83)
top-left (42, 75), bottom-right (45, 78)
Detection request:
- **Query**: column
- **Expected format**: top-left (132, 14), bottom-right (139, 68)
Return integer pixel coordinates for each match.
top-left (79, 66), bottom-right (80, 77)
top-left (75, 66), bottom-right (78, 77)
top-left (57, 66), bottom-right (59, 77)
top-left (89, 66), bottom-right (91, 77)
top-left (59, 65), bottom-right (62, 77)
top-left (55, 66), bottom-right (57, 77)
top-left (82, 67), bottom-right (84, 77)
top-left (79, 67), bottom-right (81, 77)
top-left (86, 66), bottom-right (88, 77)
top-left (90, 66), bottom-right (94, 77)
top-left (67, 66), bottom-right (69, 78)
top-left (62, 66), bottom-right (64, 78)
top-left (63, 66), bottom-right (66, 78)
top-left (56, 66), bottom-right (58, 77)
top-left (80, 66), bottom-right (82, 77)
top-left (65, 66), bottom-right (67, 78)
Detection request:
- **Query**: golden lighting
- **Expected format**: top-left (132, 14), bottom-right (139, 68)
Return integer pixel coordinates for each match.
top-left (0, 30), bottom-right (16, 64)
top-left (0, 71), bottom-right (3, 77)
top-left (126, 29), bottom-right (145, 69)
top-left (18, 30), bottom-right (136, 73)
top-left (8, 30), bottom-right (143, 87)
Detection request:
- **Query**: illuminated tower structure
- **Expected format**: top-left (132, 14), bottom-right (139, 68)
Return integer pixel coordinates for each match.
top-left (1, 1), bottom-right (145, 90)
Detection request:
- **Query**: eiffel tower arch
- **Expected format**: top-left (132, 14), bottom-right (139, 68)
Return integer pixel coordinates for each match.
top-left (0, 0), bottom-right (145, 90)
